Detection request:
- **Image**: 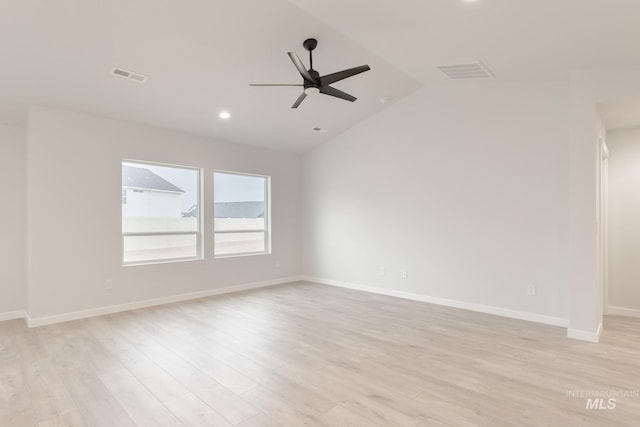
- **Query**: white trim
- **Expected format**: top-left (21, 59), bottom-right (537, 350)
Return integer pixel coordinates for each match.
top-left (567, 323), bottom-right (602, 343)
top-left (26, 276), bottom-right (302, 328)
top-left (600, 137), bottom-right (609, 316)
top-left (302, 276), bottom-right (569, 328)
top-left (0, 310), bottom-right (26, 322)
top-left (608, 306), bottom-right (640, 318)
top-left (601, 140), bottom-right (609, 160)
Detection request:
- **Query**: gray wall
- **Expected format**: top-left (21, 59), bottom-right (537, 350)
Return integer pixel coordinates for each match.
top-left (0, 124), bottom-right (26, 317)
top-left (26, 106), bottom-right (302, 320)
top-left (302, 80), bottom-right (570, 322)
top-left (607, 127), bottom-right (640, 314)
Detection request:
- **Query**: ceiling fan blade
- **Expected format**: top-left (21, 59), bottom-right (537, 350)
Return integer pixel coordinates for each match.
top-left (319, 65), bottom-right (371, 86)
top-left (249, 84), bottom-right (304, 86)
top-left (291, 91), bottom-right (307, 109)
top-left (287, 52), bottom-right (314, 83)
top-left (319, 85), bottom-right (357, 102)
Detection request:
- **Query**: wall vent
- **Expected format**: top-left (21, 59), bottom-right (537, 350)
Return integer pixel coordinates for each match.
top-left (112, 68), bottom-right (148, 83)
top-left (436, 62), bottom-right (494, 80)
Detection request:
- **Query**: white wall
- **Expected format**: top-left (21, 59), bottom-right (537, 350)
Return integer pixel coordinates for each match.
top-left (0, 124), bottom-right (27, 317)
top-left (27, 106), bottom-right (301, 320)
top-left (607, 127), bottom-right (640, 314)
top-left (303, 80), bottom-right (570, 322)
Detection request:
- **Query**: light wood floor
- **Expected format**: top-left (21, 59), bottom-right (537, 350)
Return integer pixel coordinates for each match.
top-left (2, 282), bottom-right (640, 427)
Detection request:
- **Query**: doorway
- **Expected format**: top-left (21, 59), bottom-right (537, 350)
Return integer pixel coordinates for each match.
top-left (598, 95), bottom-right (640, 318)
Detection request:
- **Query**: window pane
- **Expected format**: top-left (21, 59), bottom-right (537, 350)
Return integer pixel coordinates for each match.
top-left (123, 162), bottom-right (199, 233)
top-left (214, 217), bottom-right (265, 231)
top-left (214, 171), bottom-right (269, 257)
top-left (123, 234), bottom-right (197, 263)
top-left (123, 217), bottom-right (199, 234)
top-left (214, 173), bottom-right (265, 203)
top-left (215, 232), bottom-right (265, 256)
top-left (214, 173), bottom-right (265, 229)
top-left (122, 161), bottom-right (201, 264)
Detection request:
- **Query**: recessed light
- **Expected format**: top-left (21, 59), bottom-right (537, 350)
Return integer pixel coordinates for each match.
top-left (219, 111), bottom-right (231, 120)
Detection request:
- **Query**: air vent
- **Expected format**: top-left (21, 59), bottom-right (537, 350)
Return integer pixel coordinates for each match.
top-left (112, 68), bottom-right (148, 83)
top-left (436, 62), bottom-right (494, 80)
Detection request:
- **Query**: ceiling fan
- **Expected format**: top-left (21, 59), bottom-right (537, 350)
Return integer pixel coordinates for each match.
top-left (250, 38), bottom-right (371, 109)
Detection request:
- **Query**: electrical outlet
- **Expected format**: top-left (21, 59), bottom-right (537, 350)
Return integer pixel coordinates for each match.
top-left (527, 284), bottom-right (536, 296)
top-left (400, 269), bottom-right (408, 279)
top-left (379, 266), bottom-right (387, 277)
top-left (105, 279), bottom-right (113, 290)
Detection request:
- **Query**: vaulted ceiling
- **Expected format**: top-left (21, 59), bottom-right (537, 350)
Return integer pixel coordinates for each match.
top-left (599, 95), bottom-right (640, 131)
top-left (2, 0), bottom-right (640, 152)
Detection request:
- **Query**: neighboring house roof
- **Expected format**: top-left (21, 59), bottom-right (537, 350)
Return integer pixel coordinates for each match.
top-left (215, 201), bottom-right (265, 218)
top-left (122, 165), bottom-right (184, 193)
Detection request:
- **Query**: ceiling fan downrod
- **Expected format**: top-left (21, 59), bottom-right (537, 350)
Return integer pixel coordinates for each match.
top-left (303, 38), bottom-right (317, 71)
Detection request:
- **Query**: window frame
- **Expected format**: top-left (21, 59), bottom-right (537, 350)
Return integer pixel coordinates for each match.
top-left (213, 170), bottom-right (271, 258)
top-left (122, 159), bottom-right (204, 266)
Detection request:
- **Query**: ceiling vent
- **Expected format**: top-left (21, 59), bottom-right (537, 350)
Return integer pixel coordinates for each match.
top-left (112, 68), bottom-right (148, 83)
top-left (436, 62), bottom-right (494, 80)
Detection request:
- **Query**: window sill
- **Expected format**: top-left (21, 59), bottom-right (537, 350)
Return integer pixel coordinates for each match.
top-left (214, 251), bottom-right (271, 259)
top-left (123, 255), bottom-right (204, 267)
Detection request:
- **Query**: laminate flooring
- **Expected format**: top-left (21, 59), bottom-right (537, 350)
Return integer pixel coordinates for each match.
top-left (2, 281), bottom-right (639, 426)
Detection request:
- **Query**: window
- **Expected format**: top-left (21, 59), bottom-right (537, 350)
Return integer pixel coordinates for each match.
top-left (122, 160), bottom-right (202, 265)
top-left (214, 171), bottom-right (270, 257)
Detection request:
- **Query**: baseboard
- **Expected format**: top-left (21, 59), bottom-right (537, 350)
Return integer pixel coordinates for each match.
top-left (302, 276), bottom-right (569, 328)
top-left (27, 276), bottom-right (303, 328)
top-left (567, 323), bottom-right (602, 343)
top-left (608, 306), bottom-right (640, 318)
top-left (0, 310), bottom-right (26, 322)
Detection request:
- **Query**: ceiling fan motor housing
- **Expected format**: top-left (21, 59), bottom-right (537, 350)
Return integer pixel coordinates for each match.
top-left (305, 70), bottom-right (320, 88)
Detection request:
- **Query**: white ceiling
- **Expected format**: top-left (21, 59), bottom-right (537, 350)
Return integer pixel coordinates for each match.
top-left (2, 0), bottom-right (640, 152)
top-left (289, 0), bottom-right (640, 83)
